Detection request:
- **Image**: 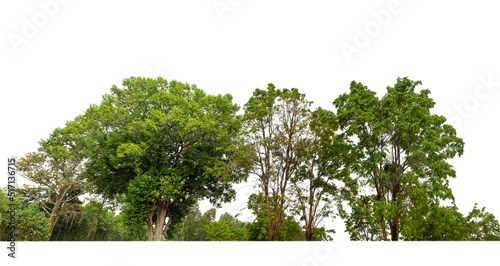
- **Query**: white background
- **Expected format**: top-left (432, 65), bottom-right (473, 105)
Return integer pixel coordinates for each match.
top-left (1, 0), bottom-right (499, 265)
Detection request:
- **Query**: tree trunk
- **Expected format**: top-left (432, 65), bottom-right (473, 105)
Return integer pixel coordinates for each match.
top-left (374, 178), bottom-right (388, 241)
top-left (390, 216), bottom-right (400, 241)
top-left (147, 216), bottom-right (154, 241)
top-left (305, 227), bottom-right (314, 241)
top-left (269, 219), bottom-right (280, 241)
top-left (148, 200), bottom-right (170, 241)
top-left (47, 199), bottom-right (62, 241)
top-left (305, 213), bottom-right (314, 241)
top-left (85, 199), bottom-right (106, 241)
top-left (380, 215), bottom-right (388, 241)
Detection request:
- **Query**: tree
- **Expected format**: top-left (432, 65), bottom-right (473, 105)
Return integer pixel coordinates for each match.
top-left (114, 213), bottom-right (149, 241)
top-left (16, 203), bottom-right (52, 241)
top-left (243, 84), bottom-right (311, 241)
top-left (342, 195), bottom-right (382, 241)
top-left (78, 77), bottom-right (248, 241)
top-left (205, 220), bottom-right (234, 241)
top-left (0, 188), bottom-right (10, 240)
top-left (466, 203), bottom-right (500, 241)
top-left (205, 212), bottom-right (248, 241)
top-left (83, 195), bottom-right (109, 241)
top-left (400, 204), bottom-right (469, 241)
top-left (334, 77), bottom-right (464, 241)
top-left (246, 192), bottom-right (305, 241)
top-left (0, 189), bottom-right (50, 241)
top-left (48, 200), bottom-right (148, 241)
top-left (169, 203), bottom-right (216, 241)
top-left (290, 107), bottom-right (354, 241)
top-left (17, 123), bottom-right (89, 240)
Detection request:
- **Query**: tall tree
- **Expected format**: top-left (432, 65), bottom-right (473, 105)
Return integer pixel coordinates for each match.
top-left (17, 123), bottom-right (89, 240)
top-left (243, 84), bottom-right (311, 241)
top-left (78, 77), bottom-right (248, 241)
top-left (290, 107), bottom-right (353, 241)
top-left (334, 77), bottom-right (464, 241)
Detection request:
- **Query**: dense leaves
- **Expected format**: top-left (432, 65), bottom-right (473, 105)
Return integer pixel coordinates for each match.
top-left (17, 124), bottom-right (89, 240)
top-left (243, 84), bottom-right (313, 241)
top-left (334, 77), bottom-right (465, 241)
top-left (11, 76), bottom-right (499, 242)
top-left (78, 77), bottom-right (248, 240)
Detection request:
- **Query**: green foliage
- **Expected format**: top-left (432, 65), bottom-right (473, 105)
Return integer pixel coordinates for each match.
top-left (206, 212), bottom-right (248, 241)
top-left (0, 189), bottom-right (50, 241)
top-left (334, 77), bottom-right (465, 241)
top-left (10, 76), bottom-right (500, 242)
top-left (169, 203), bottom-right (216, 241)
top-left (342, 195), bottom-right (382, 241)
top-left (466, 203), bottom-right (500, 241)
top-left (78, 77), bottom-right (248, 240)
top-left (311, 227), bottom-right (335, 241)
top-left (243, 84), bottom-right (313, 240)
top-left (205, 220), bottom-right (234, 241)
top-left (49, 200), bottom-right (148, 241)
top-left (400, 204), bottom-right (468, 241)
top-left (400, 203), bottom-right (500, 241)
top-left (0, 188), bottom-right (10, 240)
top-left (246, 193), bottom-right (305, 241)
top-left (290, 107), bottom-right (354, 241)
top-left (17, 123), bottom-right (90, 240)
top-left (16, 203), bottom-right (51, 241)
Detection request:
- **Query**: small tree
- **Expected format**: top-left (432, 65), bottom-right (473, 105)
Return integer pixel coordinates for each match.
top-left (206, 212), bottom-right (248, 241)
top-left (18, 124), bottom-right (89, 240)
top-left (466, 203), bottom-right (500, 241)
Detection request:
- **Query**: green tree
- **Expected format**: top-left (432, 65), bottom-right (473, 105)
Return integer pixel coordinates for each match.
top-left (16, 202), bottom-right (51, 241)
top-left (290, 107), bottom-right (353, 241)
top-left (17, 123), bottom-right (89, 240)
top-left (114, 213), bottom-right (149, 241)
top-left (243, 84), bottom-right (311, 241)
top-left (466, 203), bottom-right (500, 241)
top-left (0, 189), bottom-right (50, 241)
top-left (401, 204), bottom-right (469, 241)
top-left (169, 203), bottom-right (216, 241)
top-left (49, 200), bottom-right (84, 241)
top-left (246, 193), bottom-right (305, 241)
top-left (206, 212), bottom-right (248, 241)
top-left (0, 188), bottom-right (10, 240)
top-left (78, 77), bottom-right (248, 241)
top-left (49, 200), bottom-right (148, 241)
top-left (342, 195), bottom-right (382, 241)
top-left (334, 77), bottom-right (464, 241)
top-left (206, 220), bottom-right (233, 241)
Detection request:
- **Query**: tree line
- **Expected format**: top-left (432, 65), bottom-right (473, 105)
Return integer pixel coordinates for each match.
top-left (2, 76), bottom-right (499, 241)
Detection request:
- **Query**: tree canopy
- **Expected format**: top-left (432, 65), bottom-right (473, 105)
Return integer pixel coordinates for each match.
top-left (334, 77), bottom-right (465, 240)
top-left (77, 77), bottom-right (249, 240)
top-left (10, 76), bottom-right (499, 242)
